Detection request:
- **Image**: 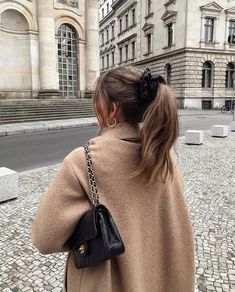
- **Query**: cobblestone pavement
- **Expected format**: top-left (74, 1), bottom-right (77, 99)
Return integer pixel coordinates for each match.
top-left (0, 132), bottom-right (235, 292)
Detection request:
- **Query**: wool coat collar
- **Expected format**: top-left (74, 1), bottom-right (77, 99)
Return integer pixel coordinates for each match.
top-left (99, 122), bottom-right (140, 140)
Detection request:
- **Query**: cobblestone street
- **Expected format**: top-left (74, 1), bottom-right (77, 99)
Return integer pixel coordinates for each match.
top-left (0, 132), bottom-right (234, 292)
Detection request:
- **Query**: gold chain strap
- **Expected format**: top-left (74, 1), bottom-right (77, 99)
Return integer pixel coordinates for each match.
top-left (84, 142), bottom-right (100, 206)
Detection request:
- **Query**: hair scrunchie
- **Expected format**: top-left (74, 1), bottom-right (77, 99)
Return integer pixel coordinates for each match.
top-left (139, 68), bottom-right (166, 105)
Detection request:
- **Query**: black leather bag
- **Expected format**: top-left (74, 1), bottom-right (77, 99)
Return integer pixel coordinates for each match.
top-left (69, 142), bottom-right (125, 269)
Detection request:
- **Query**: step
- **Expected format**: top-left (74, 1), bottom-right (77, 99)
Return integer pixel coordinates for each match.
top-left (0, 105), bottom-right (94, 110)
top-left (0, 112), bottom-right (94, 120)
top-left (0, 109), bottom-right (94, 116)
top-left (0, 100), bottom-right (93, 106)
top-left (0, 115), bottom-right (95, 124)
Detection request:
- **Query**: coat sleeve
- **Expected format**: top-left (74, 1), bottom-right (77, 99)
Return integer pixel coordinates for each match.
top-left (31, 156), bottom-right (90, 254)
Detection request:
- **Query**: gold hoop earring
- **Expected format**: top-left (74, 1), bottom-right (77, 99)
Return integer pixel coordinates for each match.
top-left (106, 117), bottom-right (117, 128)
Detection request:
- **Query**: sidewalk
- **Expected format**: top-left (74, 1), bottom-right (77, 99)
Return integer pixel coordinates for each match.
top-left (0, 132), bottom-right (234, 291)
top-left (0, 109), bottom-right (222, 137)
top-left (0, 117), bottom-right (98, 137)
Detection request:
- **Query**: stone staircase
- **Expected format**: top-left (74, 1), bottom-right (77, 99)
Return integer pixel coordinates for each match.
top-left (0, 99), bottom-right (95, 124)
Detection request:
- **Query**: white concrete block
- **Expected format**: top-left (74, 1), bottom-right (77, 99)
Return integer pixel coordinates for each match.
top-left (0, 167), bottom-right (19, 203)
top-left (211, 125), bottom-right (229, 137)
top-left (185, 130), bottom-right (204, 145)
top-left (231, 121), bottom-right (235, 132)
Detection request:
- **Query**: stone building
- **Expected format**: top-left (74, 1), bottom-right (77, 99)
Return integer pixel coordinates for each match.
top-left (99, 0), bottom-right (235, 109)
top-left (0, 0), bottom-right (99, 99)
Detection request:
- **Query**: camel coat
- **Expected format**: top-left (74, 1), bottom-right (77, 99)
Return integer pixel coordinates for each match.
top-left (31, 122), bottom-right (195, 292)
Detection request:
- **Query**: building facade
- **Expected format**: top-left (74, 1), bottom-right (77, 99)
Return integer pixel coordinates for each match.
top-left (99, 0), bottom-right (235, 109)
top-left (0, 0), bottom-right (99, 99)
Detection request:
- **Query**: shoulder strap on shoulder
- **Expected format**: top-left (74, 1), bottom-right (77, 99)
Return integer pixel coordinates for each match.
top-left (84, 142), bottom-right (100, 206)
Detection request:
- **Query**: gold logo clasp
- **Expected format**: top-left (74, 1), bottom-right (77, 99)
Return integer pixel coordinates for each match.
top-left (79, 244), bottom-right (87, 255)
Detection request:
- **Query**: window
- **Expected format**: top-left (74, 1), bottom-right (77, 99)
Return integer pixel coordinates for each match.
top-left (101, 32), bottom-right (104, 45)
top-left (112, 25), bottom-right (115, 39)
top-left (167, 23), bottom-right (173, 47)
top-left (125, 44), bottom-right (128, 61)
top-left (132, 41), bottom-right (136, 58)
top-left (58, 24), bottom-right (78, 98)
top-left (205, 18), bottom-right (214, 43)
top-left (147, 34), bottom-right (152, 54)
top-left (106, 54), bottom-right (109, 68)
top-left (132, 9), bottom-right (136, 25)
top-left (202, 62), bottom-right (213, 88)
top-left (107, 3), bottom-right (109, 13)
top-left (125, 14), bottom-right (129, 29)
top-left (119, 19), bottom-right (122, 33)
top-left (165, 64), bottom-right (171, 85)
top-left (228, 20), bottom-right (235, 44)
top-left (106, 29), bottom-right (109, 42)
top-left (102, 56), bottom-right (105, 70)
top-left (147, 0), bottom-right (152, 15)
top-left (102, 8), bottom-right (104, 18)
top-left (226, 63), bottom-right (235, 88)
top-left (112, 51), bottom-right (115, 66)
top-left (119, 47), bottom-right (122, 63)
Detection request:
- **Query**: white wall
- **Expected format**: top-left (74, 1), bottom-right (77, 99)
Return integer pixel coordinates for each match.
top-left (0, 10), bottom-right (32, 96)
top-left (187, 0), bottom-right (234, 48)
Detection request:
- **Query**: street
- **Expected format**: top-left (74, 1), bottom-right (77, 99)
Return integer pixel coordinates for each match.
top-left (0, 124), bottom-right (234, 292)
top-left (0, 110), bottom-right (233, 172)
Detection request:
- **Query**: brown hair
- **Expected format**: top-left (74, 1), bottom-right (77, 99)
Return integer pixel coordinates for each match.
top-left (93, 66), bottom-right (179, 183)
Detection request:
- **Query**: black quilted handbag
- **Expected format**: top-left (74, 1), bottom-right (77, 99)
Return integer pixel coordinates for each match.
top-left (69, 142), bottom-right (125, 269)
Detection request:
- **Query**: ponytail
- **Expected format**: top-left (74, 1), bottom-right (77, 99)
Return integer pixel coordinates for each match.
top-left (92, 66), bottom-right (179, 184)
top-left (133, 84), bottom-right (179, 184)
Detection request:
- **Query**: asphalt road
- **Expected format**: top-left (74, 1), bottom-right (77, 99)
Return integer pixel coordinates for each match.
top-left (0, 111), bottom-right (233, 172)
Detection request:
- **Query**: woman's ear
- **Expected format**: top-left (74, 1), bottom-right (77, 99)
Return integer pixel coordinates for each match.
top-left (109, 102), bottom-right (118, 118)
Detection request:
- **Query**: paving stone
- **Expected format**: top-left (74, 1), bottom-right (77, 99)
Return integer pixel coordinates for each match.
top-left (0, 133), bottom-right (234, 291)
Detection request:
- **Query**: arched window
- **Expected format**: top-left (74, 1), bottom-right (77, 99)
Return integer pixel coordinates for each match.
top-left (202, 62), bottom-right (213, 88)
top-left (226, 63), bottom-right (235, 88)
top-left (165, 63), bottom-right (172, 85)
top-left (58, 24), bottom-right (78, 98)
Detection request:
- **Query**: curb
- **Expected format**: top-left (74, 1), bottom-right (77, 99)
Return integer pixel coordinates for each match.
top-left (0, 121), bottom-right (98, 137)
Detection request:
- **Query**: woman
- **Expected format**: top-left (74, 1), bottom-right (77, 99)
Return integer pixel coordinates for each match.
top-left (32, 66), bottom-right (195, 292)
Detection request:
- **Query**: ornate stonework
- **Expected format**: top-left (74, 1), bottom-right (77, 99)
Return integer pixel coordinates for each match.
top-left (57, 0), bottom-right (79, 9)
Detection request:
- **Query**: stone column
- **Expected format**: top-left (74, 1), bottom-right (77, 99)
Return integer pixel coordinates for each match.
top-left (224, 16), bottom-right (229, 49)
top-left (37, 0), bottom-right (61, 99)
top-left (78, 40), bottom-right (86, 98)
top-left (200, 16), bottom-right (205, 46)
top-left (29, 32), bottom-right (40, 99)
top-left (85, 0), bottom-right (100, 98)
top-left (214, 18), bottom-right (219, 45)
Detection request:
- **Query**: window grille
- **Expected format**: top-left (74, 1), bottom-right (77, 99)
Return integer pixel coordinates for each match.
top-left (205, 18), bottom-right (214, 43)
top-left (228, 20), bottom-right (235, 44)
top-left (167, 23), bottom-right (173, 47)
top-left (165, 64), bottom-right (171, 85)
top-left (125, 44), bottom-right (128, 61)
top-left (202, 62), bottom-right (213, 88)
top-left (147, 34), bottom-right (152, 54)
top-left (226, 63), bottom-right (235, 88)
top-left (58, 24), bottom-right (78, 98)
top-left (147, 0), bottom-right (152, 15)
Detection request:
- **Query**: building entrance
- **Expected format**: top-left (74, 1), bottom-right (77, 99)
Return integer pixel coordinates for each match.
top-left (58, 24), bottom-right (78, 98)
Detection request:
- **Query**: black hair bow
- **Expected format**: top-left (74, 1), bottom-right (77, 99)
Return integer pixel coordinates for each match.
top-left (139, 68), bottom-right (166, 105)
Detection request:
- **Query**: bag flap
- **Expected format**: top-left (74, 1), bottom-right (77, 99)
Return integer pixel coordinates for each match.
top-left (69, 207), bottom-right (98, 249)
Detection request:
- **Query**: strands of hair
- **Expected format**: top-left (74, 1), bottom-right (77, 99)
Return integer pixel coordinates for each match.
top-left (93, 66), bottom-right (179, 184)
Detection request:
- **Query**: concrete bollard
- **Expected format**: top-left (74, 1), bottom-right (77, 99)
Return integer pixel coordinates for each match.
top-left (231, 121), bottom-right (235, 132)
top-left (0, 167), bottom-right (19, 203)
top-left (211, 125), bottom-right (229, 137)
top-left (185, 130), bottom-right (204, 145)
